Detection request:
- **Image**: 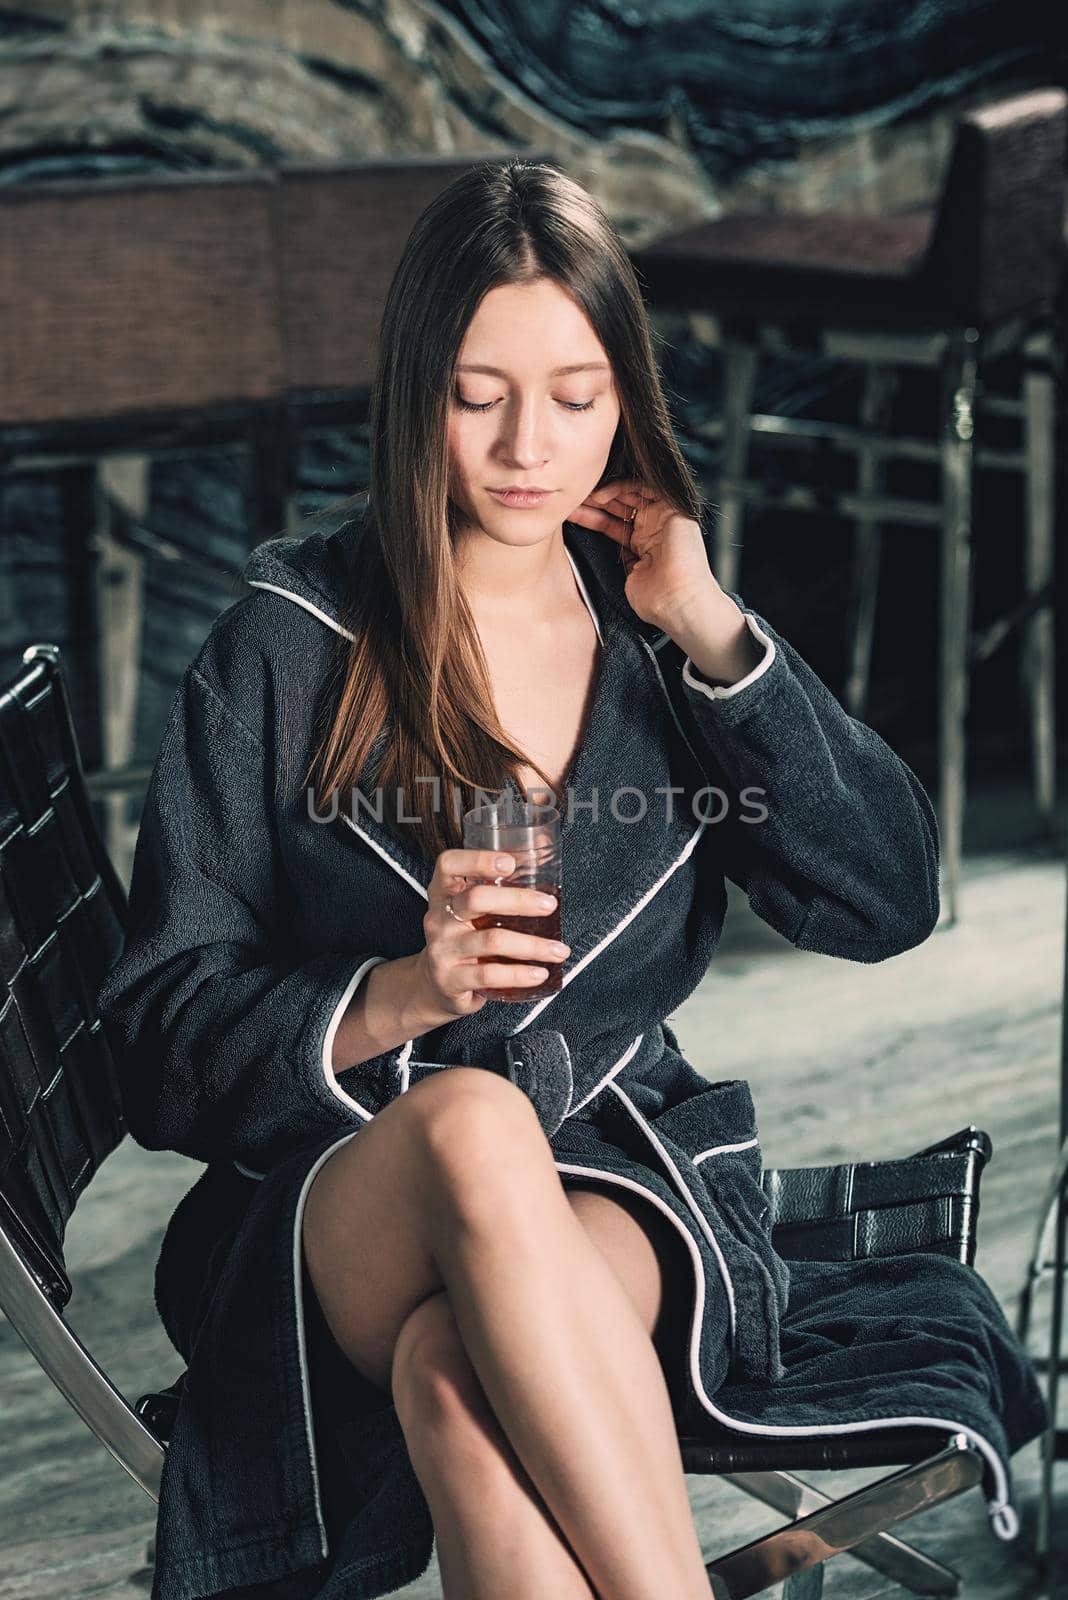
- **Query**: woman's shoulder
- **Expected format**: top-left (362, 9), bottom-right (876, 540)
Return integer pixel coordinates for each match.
top-left (240, 497), bottom-right (370, 640)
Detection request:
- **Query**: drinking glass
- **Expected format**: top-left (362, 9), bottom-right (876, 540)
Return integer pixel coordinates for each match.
top-left (462, 796), bottom-right (563, 1002)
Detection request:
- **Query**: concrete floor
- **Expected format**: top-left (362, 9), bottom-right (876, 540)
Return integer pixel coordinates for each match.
top-left (1, 773), bottom-right (1065, 1599)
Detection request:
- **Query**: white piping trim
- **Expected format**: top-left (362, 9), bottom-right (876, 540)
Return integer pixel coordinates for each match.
top-left (563, 546), bottom-right (604, 645)
top-left (245, 578), bottom-right (434, 910)
top-left (245, 580), bottom-right (356, 640)
top-left (609, 1081), bottom-right (738, 1346)
top-left (637, 636), bottom-right (713, 781)
top-left (292, 1127), bottom-right (365, 1560)
top-left (566, 1032), bottom-right (645, 1118)
top-left (341, 813), bottom-right (431, 899)
top-left (590, 1086), bottom-right (1019, 1541)
top-left (681, 612), bottom-right (776, 700)
top-left (233, 1024), bottom-right (412, 1190)
top-left (693, 1137), bottom-right (760, 1165)
top-left (508, 825), bottom-right (705, 1032)
top-left (321, 956), bottom-right (391, 1119)
top-left (394, 1037), bottom-right (417, 1092)
top-left (260, 549), bottom-right (696, 1057)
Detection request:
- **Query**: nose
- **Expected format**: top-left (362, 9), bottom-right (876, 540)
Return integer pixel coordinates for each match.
top-left (497, 393), bottom-right (552, 468)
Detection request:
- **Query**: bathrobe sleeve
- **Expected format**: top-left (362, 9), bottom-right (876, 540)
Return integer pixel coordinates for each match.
top-left (97, 654), bottom-right (391, 1170)
top-left (676, 591), bottom-right (941, 963)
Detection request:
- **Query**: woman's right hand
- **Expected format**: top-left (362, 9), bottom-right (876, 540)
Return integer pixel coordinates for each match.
top-left (415, 848), bottom-right (570, 1018)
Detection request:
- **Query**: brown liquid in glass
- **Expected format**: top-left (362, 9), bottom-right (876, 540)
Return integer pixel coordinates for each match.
top-left (471, 881), bottom-right (564, 1002)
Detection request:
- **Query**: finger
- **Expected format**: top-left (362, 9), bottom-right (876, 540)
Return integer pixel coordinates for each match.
top-left (440, 899), bottom-right (474, 930)
top-left (473, 925), bottom-right (569, 964)
top-left (586, 494), bottom-right (652, 525)
top-left (458, 883), bottom-right (558, 918)
top-left (581, 487), bottom-right (650, 524)
top-left (436, 847), bottom-right (516, 888)
top-left (603, 494), bottom-right (644, 523)
top-left (471, 962), bottom-right (551, 992)
top-left (578, 486), bottom-right (655, 531)
top-left (585, 478), bottom-right (655, 503)
top-left (570, 501), bottom-right (632, 545)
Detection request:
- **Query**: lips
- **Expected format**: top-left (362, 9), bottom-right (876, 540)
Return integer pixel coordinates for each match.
top-left (488, 488), bottom-right (556, 508)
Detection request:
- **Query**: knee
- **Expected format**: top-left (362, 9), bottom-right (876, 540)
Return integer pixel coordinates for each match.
top-left (391, 1290), bottom-right (490, 1438)
top-left (409, 1067), bottom-right (547, 1222)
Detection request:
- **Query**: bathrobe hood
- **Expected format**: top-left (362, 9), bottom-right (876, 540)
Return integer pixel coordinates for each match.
top-left (240, 502), bottom-right (372, 643)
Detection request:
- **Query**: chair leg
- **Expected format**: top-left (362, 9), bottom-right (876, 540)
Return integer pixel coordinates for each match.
top-left (844, 364), bottom-right (898, 719)
top-left (937, 331), bottom-right (980, 928)
top-left (93, 456), bottom-right (148, 886)
top-left (714, 336), bottom-right (759, 595)
top-left (1016, 1133), bottom-right (1068, 1343)
top-left (706, 1438), bottom-right (980, 1600)
top-left (1021, 321), bottom-right (1058, 824)
top-left (1037, 1154), bottom-right (1067, 1565)
top-left (725, 1468), bottom-right (960, 1593)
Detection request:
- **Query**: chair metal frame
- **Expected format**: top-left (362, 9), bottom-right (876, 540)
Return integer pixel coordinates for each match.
top-left (1015, 814), bottom-right (1068, 1572)
top-left (0, 644), bottom-right (1011, 1599)
top-left (635, 87), bottom-right (1066, 929)
top-left (703, 312), bottom-right (1059, 939)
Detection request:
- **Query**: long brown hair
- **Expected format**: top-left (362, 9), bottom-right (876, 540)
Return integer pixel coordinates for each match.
top-left (306, 156), bottom-right (706, 861)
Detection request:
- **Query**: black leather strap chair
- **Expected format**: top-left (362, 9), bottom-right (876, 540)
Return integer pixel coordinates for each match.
top-left (0, 643), bottom-right (1005, 1597)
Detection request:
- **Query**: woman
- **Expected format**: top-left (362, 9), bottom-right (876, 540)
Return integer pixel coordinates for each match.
top-left (98, 158), bottom-right (1046, 1600)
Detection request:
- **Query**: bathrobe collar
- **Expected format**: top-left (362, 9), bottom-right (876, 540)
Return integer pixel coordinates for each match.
top-left (243, 505), bottom-right (712, 1038)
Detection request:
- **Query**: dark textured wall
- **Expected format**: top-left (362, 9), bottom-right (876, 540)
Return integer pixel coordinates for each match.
top-left (1, 0), bottom-right (1064, 809)
top-left (446, 0), bottom-right (1060, 176)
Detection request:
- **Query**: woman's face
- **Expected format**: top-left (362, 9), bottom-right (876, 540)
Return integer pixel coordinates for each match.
top-left (447, 277), bottom-right (622, 546)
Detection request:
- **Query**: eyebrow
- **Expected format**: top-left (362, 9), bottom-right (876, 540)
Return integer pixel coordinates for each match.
top-left (455, 362), bottom-right (611, 378)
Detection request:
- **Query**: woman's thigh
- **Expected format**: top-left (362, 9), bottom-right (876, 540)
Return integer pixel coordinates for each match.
top-left (564, 1182), bottom-right (693, 1399)
top-left (301, 1067), bottom-right (546, 1398)
top-left (388, 1179), bottom-right (694, 1439)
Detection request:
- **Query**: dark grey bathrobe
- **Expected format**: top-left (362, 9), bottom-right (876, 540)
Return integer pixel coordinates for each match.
top-left (97, 502), bottom-right (1047, 1600)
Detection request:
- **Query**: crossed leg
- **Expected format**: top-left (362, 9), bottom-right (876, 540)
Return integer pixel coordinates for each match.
top-left (303, 1070), bottom-right (709, 1600)
top-left (391, 1181), bottom-right (696, 1599)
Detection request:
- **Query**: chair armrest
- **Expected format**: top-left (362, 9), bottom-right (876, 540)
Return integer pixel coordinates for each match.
top-left (761, 1125), bottom-right (989, 1267)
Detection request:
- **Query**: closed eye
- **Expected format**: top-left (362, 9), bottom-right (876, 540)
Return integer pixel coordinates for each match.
top-left (455, 396), bottom-right (597, 413)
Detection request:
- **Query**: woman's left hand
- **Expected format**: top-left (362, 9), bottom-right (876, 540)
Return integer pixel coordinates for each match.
top-left (568, 478), bottom-right (765, 686)
top-left (567, 478), bottom-right (722, 630)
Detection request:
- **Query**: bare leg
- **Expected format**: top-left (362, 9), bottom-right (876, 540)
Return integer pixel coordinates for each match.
top-left (390, 1175), bottom-right (696, 1598)
top-left (392, 1289), bottom-right (597, 1599)
top-left (303, 1070), bottom-right (709, 1600)
top-left (417, 1087), bottom-right (711, 1600)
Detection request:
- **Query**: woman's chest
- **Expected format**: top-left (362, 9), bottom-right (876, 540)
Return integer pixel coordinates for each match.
top-left (278, 594), bottom-right (721, 970)
top-left (479, 603), bottom-right (602, 800)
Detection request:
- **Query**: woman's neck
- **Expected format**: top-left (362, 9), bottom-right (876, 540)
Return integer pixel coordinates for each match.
top-left (455, 522), bottom-right (576, 622)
